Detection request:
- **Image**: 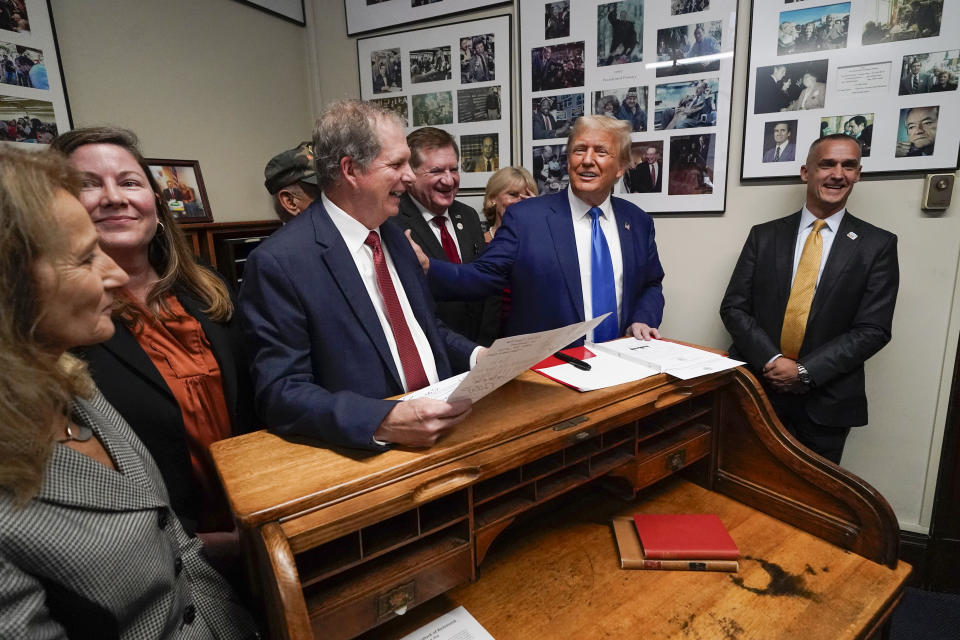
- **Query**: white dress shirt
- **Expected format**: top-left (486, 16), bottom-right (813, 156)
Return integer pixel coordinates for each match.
top-left (411, 197), bottom-right (463, 261)
top-left (322, 193), bottom-right (440, 392)
top-left (792, 206), bottom-right (845, 287)
top-left (568, 189), bottom-right (624, 343)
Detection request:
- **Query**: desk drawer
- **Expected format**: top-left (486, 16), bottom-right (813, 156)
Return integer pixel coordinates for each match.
top-left (612, 424), bottom-right (711, 491)
top-left (308, 543), bottom-right (472, 640)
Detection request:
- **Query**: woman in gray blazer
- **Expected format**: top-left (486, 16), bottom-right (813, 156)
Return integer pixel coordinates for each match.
top-left (0, 147), bottom-right (259, 639)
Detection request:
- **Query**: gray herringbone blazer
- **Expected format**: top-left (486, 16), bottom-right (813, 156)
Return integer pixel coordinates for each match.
top-left (0, 391), bottom-right (260, 639)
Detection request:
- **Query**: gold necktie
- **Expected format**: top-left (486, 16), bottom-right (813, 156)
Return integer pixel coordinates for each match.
top-left (780, 219), bottom-right (827, 359)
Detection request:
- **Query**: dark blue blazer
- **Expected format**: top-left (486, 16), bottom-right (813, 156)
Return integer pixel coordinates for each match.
top-left (428, 189), bottom-right (665, 345)
top-left (239, 200), bottom-right (475, 450)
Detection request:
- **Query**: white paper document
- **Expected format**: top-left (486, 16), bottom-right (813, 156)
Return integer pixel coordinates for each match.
top-left (536, 351), bottom-right (660, 391)
top-left (402, 315), bottom-right (607, 403)
top-left (397, 606), bottom-right (495, 640)
top-left (593, 339), bottom-right (744, 380)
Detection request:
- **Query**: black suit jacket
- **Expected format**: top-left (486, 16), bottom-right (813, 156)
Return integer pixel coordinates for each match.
top-left (720, 211), bottom-right (898, 428)
top-left (623, 161), bottom-right (662, 193)
top-left (74, 282), bottom-right (255, 535)
top-left (396, 194), bottom-right (500, 346)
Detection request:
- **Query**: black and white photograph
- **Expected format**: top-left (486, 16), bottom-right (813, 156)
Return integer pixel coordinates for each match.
top-left (0, 41), bottom-right (45, 89)
top-left (545, 1), bottom-right (569, 40)
top-left (597, 0), bottom-right (643, 67)
top-left (753, 59), bottom-right (828, 114)
top-left (412, 0), bottom-right (442, 5)
top-left (862, 0), bottom-right (943, 46)
top-left (0, 0), bottom-right (29, 34)
top-left (370, 96), bottom-right (409, 127)
top-left (411, 46), bottom-right (452, 84)
top-left (621, 141), bottom-right (664, 193)
top-left (899, 50), bottom-right (959, 95)
top-left (371, 48), bottom-right (402, 94)
top-left (411, 91), bottom-right (453, 126)
top-left (656, 21), bottom-right (722, 77)
top-left (760, 119), bottom-right (798, 163)
top-left (458, 85), bottom-right (501, 123)
top-left (821, 112), bottom-right (873, 157)
top-left (461, 133), bottom-right (500, 173)
top-left (777, 2), bottom-right (850, 55)
top-left (668, 133), bottom-right (715, 195)
top-left (148, 160), bottom-right (212, 223)
top-left (672, 0), bottom-right (709, 15)
top-left (532, 143), bottom-right (568, 194)
top-left (347, 0), bottom-right (504, 35)
top-left (895, 105), bottom-right (938, 157)
top-left (460, 34), bottom-right (495, 83)
top-left (532, 92), bottom-right (583, 140)
top-left (531, 42), bottom-right (585, 91)
top-left (0, 95), bottom-right (55, 142)
top-left (654, 79), bottom-right (717, 130)
top-left (592, 86), bottom-right (648, 132)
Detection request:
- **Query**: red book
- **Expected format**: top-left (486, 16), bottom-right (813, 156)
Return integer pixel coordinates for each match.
top-left (633, 514), bottom-right (739, 560)
top-left (531, 346), bottom-right (596, 389)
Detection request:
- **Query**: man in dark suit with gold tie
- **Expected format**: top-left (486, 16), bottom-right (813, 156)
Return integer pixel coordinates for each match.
top-left (720, 135), bottom-right (899, 464)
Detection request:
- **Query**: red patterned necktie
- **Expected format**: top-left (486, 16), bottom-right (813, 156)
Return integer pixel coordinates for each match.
top-left (364, 231), bottom-right (429, 391)
top-left (649, 164), bottom-right (656, 185)
top-left (431, 215), bottom-right (461, 264)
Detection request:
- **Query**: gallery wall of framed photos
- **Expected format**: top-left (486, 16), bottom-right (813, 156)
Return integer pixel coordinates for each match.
top-left (357, 15), bottom-right (512, 191)
top-left (743, 0), bottom-right (958, 179)
top-left (0, 0), bottom-right (70, 146)
top-left (518, 0), bottom-right (738, 214)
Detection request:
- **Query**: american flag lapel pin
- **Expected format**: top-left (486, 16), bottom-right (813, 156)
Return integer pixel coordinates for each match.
top-left (625, 222), bottom-right (631, 230)
top-left (847, 231), bottom-right (858, 240)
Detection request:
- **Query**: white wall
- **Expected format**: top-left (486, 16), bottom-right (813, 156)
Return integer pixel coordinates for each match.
top-left (51, 0), bottom-right (313, 222)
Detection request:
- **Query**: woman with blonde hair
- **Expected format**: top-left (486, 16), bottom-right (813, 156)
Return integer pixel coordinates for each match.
top-left (51, 128), bottom-right (255, 558)
top-left (481, 165), bottom-right (536, 243)
top-left (0, 147), bottom-right (258, 637)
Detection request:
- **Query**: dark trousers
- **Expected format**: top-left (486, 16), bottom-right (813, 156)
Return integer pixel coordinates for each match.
top-left (768, 390), bottom-right (851, 465)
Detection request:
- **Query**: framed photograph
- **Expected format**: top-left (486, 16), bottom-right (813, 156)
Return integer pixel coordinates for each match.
top-left (358, 15), bottom-right (512, 191)
top-left (742, 0), bottom-right (959, 178)
top-left (147, 159), bottom-right (213, 223)
top-left (345, 0), bottom-right (509, 37)
top-left (0, 0), bottom-right (71, 147)
top-left (235, 0), bottom-right (305, 26)
top-left (519, 0), bottom-right (739, 214)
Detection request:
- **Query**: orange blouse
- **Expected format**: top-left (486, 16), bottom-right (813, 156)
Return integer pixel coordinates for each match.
top-left (131, 294), bottom-right (233, 533)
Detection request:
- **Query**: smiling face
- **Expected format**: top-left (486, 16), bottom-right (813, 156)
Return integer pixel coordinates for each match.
top-left (906, 107), bottom-right (938, 149)
top-left (773, 123), bottom-right (790, 144)
top-left (568, 127), bottom-right (625, 207)
top-left (643, 147), bottom-right (658, 164)
top-left (71, 143), bottom-right (159, 263)
top-left (350, 118), bottom-right (415, 227)
top-left (408, 145), bottom-right (460, 215)
top-left (33, 190), bottom-right (129, 354)
top-left (482, 137), bottom-right (495, 159)
top-left (800, 137), bottom-right (861, 218)
top-left (492, 180), bottom-right (535, 220)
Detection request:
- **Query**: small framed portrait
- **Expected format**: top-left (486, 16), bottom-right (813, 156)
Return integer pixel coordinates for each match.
top-left (531, 41), bottom-right (585, 92)
top-left (532, 143), bottom-right (568, 194)
top-left (459, 34), bottom-right (495, 84)
top-left (370, 48), bottom-right (402, 94)
top-left (597, 0), bottom-right (643, 67)
top-left (532, 92), bottom-right (583, 140)
top-left (621, 141), bottom-right (664, 194)
top-left (593, 85), bottom-right (649, 132)
top-left (655, 20), bottom-right (722, 77)
top-left (147, 159), bottom-right (213, 223)
top-left (545, 1), bottom-right (570, 40)
top-left (461, 133), bottom-right (500, 173)
top-left (668, 133), bottom-right (716, 195)
top-left (820, 113), bottom-right (873, 157)
top-left (761, 119), bottom-right (799, 163)
top-left (653, 79), bottom-right (716, 130)
top-left (895, 105), bottom-right (938, 158)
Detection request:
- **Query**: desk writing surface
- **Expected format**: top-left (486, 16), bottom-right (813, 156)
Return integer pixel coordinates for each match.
top-left (358, 478), bottom-right (910, 640)
top-left (212, 369), bottom-right (726, 527)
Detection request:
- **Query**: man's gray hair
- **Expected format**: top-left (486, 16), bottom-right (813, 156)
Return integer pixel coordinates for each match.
top-left (312, 99), bottom-right (404, 189)
top-left (567, 114), bottom-right (632, 166)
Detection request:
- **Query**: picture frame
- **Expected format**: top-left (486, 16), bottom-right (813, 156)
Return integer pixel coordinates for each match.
top-left (357, 15), bottom-right (512, 191)
top-left (345, 0), bottom-right (509, 37)
top-left (742, 0), bottom-right (959, 179)
top-left (147, 159), bottom-right (214, 223)
top-left (234, 0), bottom-right (305, 26)
top-left (519, 0), bottom-right (738, 214)
top-left (0, 0), bottom-right (72, 146)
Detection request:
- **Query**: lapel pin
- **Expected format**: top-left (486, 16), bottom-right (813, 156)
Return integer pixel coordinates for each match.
top-left (625, 222), bottom-right (631, 230)
top-left (456, 222), bottom-right (464, 230)
top-left (847, 231), bottom-right (858, 240)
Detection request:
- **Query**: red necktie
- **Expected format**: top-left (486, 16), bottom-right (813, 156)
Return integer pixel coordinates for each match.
top-left (431, 216), bottom-right (461, 264)
top-left (649, 164), bottom-right (656, 185)
top-left (364, 231), bottom-right (429, 391)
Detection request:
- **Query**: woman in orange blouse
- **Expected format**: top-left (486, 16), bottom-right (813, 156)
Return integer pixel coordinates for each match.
top-left (52, 128), bottom-right (255, 560)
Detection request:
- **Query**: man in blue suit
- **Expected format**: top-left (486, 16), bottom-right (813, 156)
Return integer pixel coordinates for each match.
top-left (421, 115), bottom-right (665, 344)
top-left (240, 100), bottom-right (476, 450)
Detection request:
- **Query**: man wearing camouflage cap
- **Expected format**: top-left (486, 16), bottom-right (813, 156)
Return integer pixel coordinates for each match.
top-left (264, 141), bottom-right (321, 222)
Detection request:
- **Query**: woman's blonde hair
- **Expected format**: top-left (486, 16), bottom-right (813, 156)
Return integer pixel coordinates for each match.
top-left (51, 127), bottom-right (232, 324)
top-left (0, 147), bottom-right (95, 503)
top-left (482, 166), bottom-right (537, 225)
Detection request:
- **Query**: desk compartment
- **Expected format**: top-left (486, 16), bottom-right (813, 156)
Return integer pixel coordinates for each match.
top-left (612, 423), bottom-right (711, 490)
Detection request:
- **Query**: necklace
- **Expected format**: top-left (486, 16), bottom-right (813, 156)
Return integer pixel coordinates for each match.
top-left (57, 421), bottom-right (93, 443)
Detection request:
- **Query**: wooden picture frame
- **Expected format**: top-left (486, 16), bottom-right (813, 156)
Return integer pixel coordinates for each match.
top-left (147, 159), bottom-right (214, 223)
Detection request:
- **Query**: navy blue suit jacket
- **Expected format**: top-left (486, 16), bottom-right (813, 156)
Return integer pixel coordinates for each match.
top-left (239, 200), bottom-right (476, 450)
top-left (428, 189), bottom-right (665, 344)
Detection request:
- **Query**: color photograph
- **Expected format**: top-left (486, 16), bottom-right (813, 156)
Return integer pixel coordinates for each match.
top-left (371, 48), bottom-right (402, 94)
top-left (0, 95), bottom-right (55, 142)
top-left (895, 105), bottom-right (938, 157)
top-left (621, 141), bottom-right (664, 193)
top-left (532, 92), bottom-right (583, 140)
top-left (672, 0), bottom-right (709, 15)
top-left (760, 119), bottom-right (798, 163)
top-left (777, 2), bottom-right (850, 55)
top-left (753, 59), bottom-right (829, 114)
top-left (545, 1), bottom-right (570, 40)
top-left (0, 0), bottom-right (29, 34)
top-left (821, 112), bottom-right (873, 157)
top-left (597, 0), bottom-right (643, 67)
top-left (461, 133), bottom-right (500, 173)
top-left (533, 143), bottom-right (568, 194)
top-left (862, 0), bottom-right (942, 45)
top-left (668, 133), bottom-right (715, 195)
top-left (148, 161), bottom-right (212, 222)
top-left (531, 42), bottom-right (585, 91)
top-left (656, 21), bottom-right (722, 77)
top-left (412, 91), bottom-right (453, 126)
top-left (0, 42), bottom-right (45, 89)
top-left (654, 78), bottom-right (718, 130)
top-left (592, 86), bottom-right (648, 132)
top-left (898, 50), bottom-right (959, 95)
